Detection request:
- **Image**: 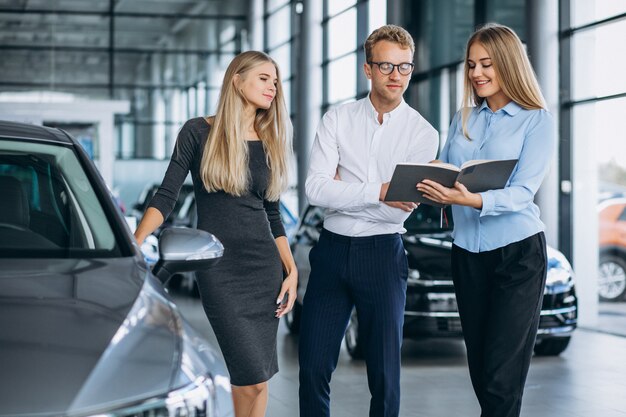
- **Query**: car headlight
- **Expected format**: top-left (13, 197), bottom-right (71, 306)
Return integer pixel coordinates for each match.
top-left (546, 246), bottom-right (574, 287)
top-left (93, 376), bottom-right (217, 417)
top-left (407, 268), bottom-right (421, 285)
top-left (72, 277), bottom-right (233, 417)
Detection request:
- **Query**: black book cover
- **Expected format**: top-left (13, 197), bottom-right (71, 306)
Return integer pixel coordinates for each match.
top-left (384, 159), bottom-right (518, 207)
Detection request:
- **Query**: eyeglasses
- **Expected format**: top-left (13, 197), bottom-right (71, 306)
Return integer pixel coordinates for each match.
top-left (368, 61), bottom-right (414, 76)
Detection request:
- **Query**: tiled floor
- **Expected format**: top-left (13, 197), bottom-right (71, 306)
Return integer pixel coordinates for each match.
top-left (172, 294), bottom-right (626, 417)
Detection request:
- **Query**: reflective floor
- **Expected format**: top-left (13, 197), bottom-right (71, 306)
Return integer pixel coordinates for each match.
top-left (171, 293), bottom-right (626, 417)
top-left (598, 302), bottom-right (626, 337)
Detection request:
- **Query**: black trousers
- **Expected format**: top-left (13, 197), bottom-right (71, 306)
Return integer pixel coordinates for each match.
top-left (299, 229), bottom-right (407, 417)
top-left (451, 232), bottom-right (547, 417)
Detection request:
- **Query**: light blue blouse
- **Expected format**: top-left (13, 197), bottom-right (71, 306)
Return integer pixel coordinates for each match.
top-left (440, 100), bottom-right (555, 253)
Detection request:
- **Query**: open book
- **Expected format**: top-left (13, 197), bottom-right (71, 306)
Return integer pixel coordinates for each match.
top-left (384, 159), bottom-right (518, 207)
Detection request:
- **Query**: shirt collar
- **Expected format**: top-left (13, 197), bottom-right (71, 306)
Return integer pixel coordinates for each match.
top-left (365, 94), bottom-right (407, 122)
top-left (478, 99), bottom-right (522, 116)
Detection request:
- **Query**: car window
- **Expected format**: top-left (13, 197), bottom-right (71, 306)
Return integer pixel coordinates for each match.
top-left (0, 139), bottom-right (122, 258)
top-left (404, 205), bottom-right (454, 233)
top-left (303, 206), bottom-right (325, 231)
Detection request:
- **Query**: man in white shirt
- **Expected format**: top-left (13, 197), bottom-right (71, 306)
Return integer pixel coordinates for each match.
top-left (298, 25), bottom-right (439, 417)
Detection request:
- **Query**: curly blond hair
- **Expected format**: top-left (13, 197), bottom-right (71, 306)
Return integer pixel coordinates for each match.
top-left (364, 25), bottom-right (415, 62)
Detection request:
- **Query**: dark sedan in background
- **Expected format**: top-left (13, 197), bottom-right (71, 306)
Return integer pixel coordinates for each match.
top-left (0, 121), bottom-right (233, 417)
top-left (286, 205), bottom-right (578, 358)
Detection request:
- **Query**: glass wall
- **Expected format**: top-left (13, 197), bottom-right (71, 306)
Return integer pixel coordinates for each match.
top-left (564, 1), bottom-right (626, 333)
top-left (264, 0), bottom-right (295, 114)
top-left (322, 0), bottom-right (359, 110)
top-left (320, 0), bottom-right (386, 111)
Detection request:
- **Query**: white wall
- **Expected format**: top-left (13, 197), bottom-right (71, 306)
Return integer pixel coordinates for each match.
top-left (0, 100), bottom-right (129, 186)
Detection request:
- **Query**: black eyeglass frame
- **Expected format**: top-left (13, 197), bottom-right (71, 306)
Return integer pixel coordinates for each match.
top-left (367, 61), bottom-right (415, 76)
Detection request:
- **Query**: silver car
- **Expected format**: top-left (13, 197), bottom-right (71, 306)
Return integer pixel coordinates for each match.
top-left (0, 120), bottom-right (233, 417)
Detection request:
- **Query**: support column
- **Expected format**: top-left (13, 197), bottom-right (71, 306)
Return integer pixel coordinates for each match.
top-left (248, 0), bottom-right (264, 51)
top-left (295, 0), bottom-right (323, 214)
top-left (526, 0), bottom-right (560, 249)
top-left (386, 0), bottom-right (402, 26)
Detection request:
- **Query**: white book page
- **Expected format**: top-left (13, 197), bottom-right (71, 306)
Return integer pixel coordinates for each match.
top-left (460, 159), bottom-right (491, 169)
top-left (399, 161), bottom-right (460, 171)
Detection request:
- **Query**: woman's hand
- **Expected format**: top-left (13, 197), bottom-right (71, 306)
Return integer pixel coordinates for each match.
top-left (134, 207), bottom-right (165, 246)
top-left (416, 180), bottom-right (483, 209)
top-left (275, 269), bottom-right (298, 318)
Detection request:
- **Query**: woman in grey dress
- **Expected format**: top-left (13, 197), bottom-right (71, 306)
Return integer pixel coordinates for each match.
top-left (134, 51), bottom-right (297, 417)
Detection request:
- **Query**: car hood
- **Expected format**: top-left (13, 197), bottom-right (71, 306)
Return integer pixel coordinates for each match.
top-left (0, 258), bottom-right (181, 417)
top-left (403, 230), bottom-right (454, 279)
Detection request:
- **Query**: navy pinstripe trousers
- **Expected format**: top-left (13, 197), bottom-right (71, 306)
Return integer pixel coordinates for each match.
top-left (298, 228), bottom-right (408, 417)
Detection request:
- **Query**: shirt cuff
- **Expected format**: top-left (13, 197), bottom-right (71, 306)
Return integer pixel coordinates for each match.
top-left (479, 191), bottom-right (495, 217)
top-left (364, 182), bottom-right (382, 205)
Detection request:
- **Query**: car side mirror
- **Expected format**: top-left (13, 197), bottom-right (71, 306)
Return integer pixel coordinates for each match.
top-left (151, 227), bottom-right (224, 284)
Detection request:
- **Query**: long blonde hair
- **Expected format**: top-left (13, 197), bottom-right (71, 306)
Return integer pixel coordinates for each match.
top-left (200, 51), bottom-right (292, 201)
top-left (461, 23), bottom-right (546, 138)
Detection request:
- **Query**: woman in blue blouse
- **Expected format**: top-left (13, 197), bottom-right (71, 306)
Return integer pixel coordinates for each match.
top-left (417, 24), bottom-right (554, 417)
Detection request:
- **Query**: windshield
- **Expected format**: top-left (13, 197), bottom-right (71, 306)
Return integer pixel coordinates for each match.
top-left (404, 205), bottom-right (454, 234)
top-left (0, 139), bottom-right (122, 258)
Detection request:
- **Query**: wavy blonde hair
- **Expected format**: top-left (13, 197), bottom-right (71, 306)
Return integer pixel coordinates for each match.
top-left (461, 23), bottom-right (546, 138)
top-left (200, 51), bottom-right (292, 201)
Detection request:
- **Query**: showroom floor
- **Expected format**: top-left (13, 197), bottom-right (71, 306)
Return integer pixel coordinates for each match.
top-left (171, 294), bottom-right (626, 417)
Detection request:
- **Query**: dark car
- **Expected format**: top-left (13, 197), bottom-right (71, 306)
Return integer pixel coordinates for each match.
top-left (286, 205), bottom-right (578, 357)
top-left (0, 121), bottom-right (234, 417)
top-left (168, 190), bottom-right (299, 240)
top-left (131, 182), bottom-right (195, 230)
top-left (144, 188), bottom-right (300, 297)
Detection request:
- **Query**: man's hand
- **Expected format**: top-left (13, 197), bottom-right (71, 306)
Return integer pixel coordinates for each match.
top-left (384, 201), bottom-right (418, 212)
top-left (379, 182), bottom-right (418, 212)
top-left (379, 182), bottom-right (390, 201)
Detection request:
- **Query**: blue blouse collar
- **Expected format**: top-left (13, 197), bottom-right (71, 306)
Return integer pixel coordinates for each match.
top-left (478, 99), bottom-right (522, 116)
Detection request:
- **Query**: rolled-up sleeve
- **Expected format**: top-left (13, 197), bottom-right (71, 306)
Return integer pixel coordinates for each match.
top-left (479, 111), bottom-right (554, 217)
top-left (305, 108), bottom-right (381, 211)
top-left (339, 122), bottom-right (439, 224)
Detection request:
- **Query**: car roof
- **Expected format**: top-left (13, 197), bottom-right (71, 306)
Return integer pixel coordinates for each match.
top-left (598, 197), bottom-right (626, 212)
top-left (0, 120), bottom-right (73, 145)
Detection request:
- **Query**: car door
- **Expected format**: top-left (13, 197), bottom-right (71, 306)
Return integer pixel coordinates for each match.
top-left (291, 206), bottom-right (324, 303)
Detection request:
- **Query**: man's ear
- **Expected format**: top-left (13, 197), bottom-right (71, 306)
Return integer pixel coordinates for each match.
top-left (363, 62), bottom-right (372, 80)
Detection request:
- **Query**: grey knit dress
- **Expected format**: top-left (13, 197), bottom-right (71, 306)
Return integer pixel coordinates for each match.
top-left (149, 117), bottom-right (285, 386)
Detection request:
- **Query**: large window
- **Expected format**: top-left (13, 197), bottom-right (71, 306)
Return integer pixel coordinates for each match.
top-left (404, 0), bottom-right (476, 135)
top-left (404, 0), bottom-right (526, 150)
top-left (322, 1), bottom-right (359, 109)
top-left (265, 1), bottom-right (295, 114)
top-left (562, 1), bottom-right (626, 332)
top-left (320, 0), bottom-right (386, 110)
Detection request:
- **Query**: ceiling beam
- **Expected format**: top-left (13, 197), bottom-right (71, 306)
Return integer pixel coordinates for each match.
top-left (0, 8), bottom-right (246, 20)
top-left (0, 44), bottom-right (227, 55)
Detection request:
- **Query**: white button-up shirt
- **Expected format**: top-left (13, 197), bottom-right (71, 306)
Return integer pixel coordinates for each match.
top-left (306, 96), bottom-right (439, 236)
